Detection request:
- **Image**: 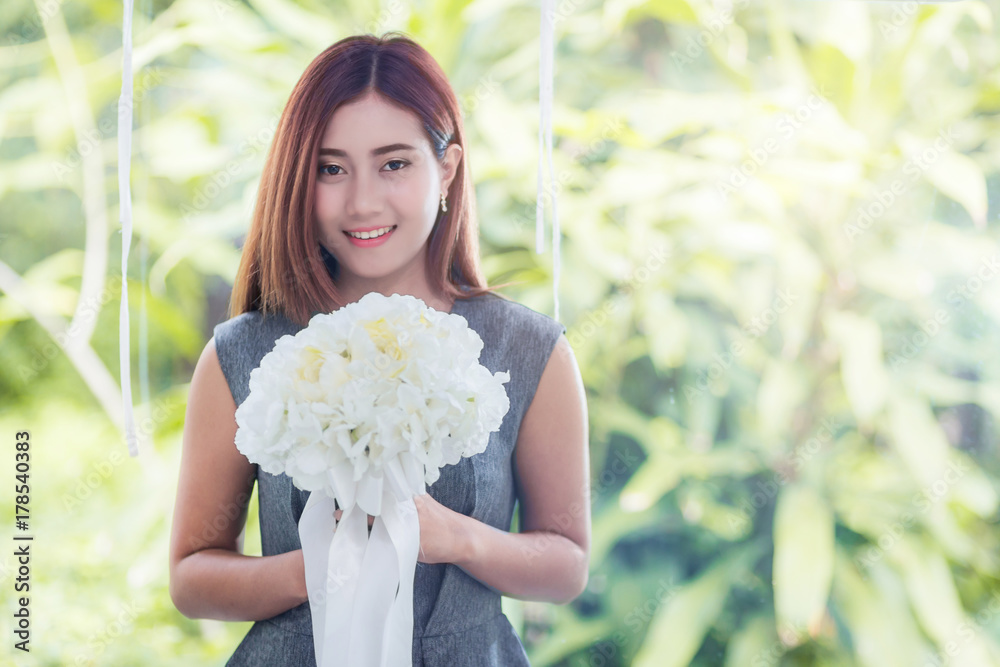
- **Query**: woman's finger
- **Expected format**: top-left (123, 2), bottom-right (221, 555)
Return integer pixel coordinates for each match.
top-left (332, 508), bottom-right (375, 525)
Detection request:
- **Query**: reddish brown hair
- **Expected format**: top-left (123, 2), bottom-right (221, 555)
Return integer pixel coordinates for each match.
top-left (228, 32), bottom-right (513, 326)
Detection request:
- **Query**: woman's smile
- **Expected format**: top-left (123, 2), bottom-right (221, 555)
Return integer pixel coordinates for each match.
top-left (343, 224), bottom-right (397, 247)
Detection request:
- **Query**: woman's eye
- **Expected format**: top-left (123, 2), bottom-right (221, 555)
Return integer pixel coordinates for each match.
top-left (318, 161), bottom-right (407, 177)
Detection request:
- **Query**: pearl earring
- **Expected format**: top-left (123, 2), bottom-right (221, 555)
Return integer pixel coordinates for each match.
top-left (440, 192), bottom-right (448, 213)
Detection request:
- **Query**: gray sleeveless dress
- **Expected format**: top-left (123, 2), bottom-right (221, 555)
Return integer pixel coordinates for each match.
top-left (212, 288), bottom-right (566, 666)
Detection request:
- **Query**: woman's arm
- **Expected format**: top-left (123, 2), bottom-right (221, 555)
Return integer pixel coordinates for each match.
top-left (168, 337), bottom-right (308, 621)
top-left (451, 335), bottom-right (591, 605)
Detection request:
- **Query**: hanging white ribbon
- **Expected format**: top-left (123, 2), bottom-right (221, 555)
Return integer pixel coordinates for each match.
top-left (298, 453), bottom-right (424, 666)
top-left (118, 0), bottom-right (139, 457)
top-left (537, 0), bottom-right (560, 321)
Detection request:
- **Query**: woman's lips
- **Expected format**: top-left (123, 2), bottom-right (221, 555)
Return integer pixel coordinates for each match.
top-left (343, 225), bottom-right (396, 247)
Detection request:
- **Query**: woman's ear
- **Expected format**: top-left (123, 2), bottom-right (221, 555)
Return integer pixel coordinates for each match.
top-left (440, 143), bottom-right (463, 195)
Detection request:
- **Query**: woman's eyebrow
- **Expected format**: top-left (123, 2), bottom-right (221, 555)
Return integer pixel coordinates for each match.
top-left (318, 143), bottom-right (418, 157)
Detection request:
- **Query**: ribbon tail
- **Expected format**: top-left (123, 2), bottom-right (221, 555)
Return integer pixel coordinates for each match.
top-left (298, 492), bottom-right (336, 665)
top-left (380, 485), bottom-right (420, 667)
top-left (379, 457), bottom-right (424, 667)
top-left (300, 499), bottom-right (369, 667)
top-left (298, 462), bottom-right (421, 667)
top-left (118, 0), bottom-right (139, 457)
top-left (347, 484), bottom-right (402, 666)
top-left (327, 504), bottom-right (369, 667)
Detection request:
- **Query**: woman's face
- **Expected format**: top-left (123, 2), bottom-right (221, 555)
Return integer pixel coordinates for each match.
top-left (314, 91), bottom-right (461, 291)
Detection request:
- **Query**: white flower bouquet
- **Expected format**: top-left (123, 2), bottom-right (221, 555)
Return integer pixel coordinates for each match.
top-left (233, 292), bottom-right (511, 667)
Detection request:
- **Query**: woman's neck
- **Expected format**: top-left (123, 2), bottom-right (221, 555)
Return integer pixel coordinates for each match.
top-left (318, 244), bottom-right (454, 313)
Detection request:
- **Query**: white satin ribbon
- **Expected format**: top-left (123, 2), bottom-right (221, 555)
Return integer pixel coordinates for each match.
top-left (118, 0), bottom-right (139, 457)
top-left (537, 0), bottom-right (560, 322)
top-left (299, 455), bottom-right (424, 666)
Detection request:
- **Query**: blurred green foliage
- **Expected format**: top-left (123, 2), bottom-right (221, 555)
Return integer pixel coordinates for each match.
top-left (2, 0), bottom-right (1000, 665)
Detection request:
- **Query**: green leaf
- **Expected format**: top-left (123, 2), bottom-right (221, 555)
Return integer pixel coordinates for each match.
top-left (642, 292), bottom-right (689, 371)
top-left (724, 613), bottom-right (781, 667)
top-left (924, 151), bottom-right (988, 229)
top-left (887, 395), bottom-right (949, 487)
top-left (824, 311), bottom-right (889, 424)
top-left (891, 537), bottom-right (996, 664)
top-left (773, 483), bottom-right (834, 644)
top-left (756, 358), bottom-right (809, 443)
top-left (632, 558), bottom-right (734, 667)
top-left (633, 543), bottom-right (763, 667)
top-left (832, 550), bottom-right (929, 667)
top-left (590, 505), bottom-right (659, 567)
top-left (618, 450), bottom-right (681, 512)
top-left (604, 0), bottom-right (700, 32)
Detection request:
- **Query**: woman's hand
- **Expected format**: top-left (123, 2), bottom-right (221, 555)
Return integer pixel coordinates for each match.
top-left (331, 494), bottom-right (470, 565)
top-left (412, 492), bottom-right (468, 565)
top-left (333, 507), bottom-right (375, 527)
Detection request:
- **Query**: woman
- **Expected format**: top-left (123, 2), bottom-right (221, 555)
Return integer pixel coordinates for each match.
top-left (168, 32), bottom-right (590, 666)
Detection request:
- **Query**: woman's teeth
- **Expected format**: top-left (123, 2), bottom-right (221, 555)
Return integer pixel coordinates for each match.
top-left (346, 226), bottom-right (395, 239)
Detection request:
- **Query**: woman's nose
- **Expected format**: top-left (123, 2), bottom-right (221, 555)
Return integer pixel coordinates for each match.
top-left (344, 171), bottom-right (383, 218)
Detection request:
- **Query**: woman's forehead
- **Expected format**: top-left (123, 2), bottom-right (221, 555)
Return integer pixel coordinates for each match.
top-left (320, 104), bottom-right (427, 155)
